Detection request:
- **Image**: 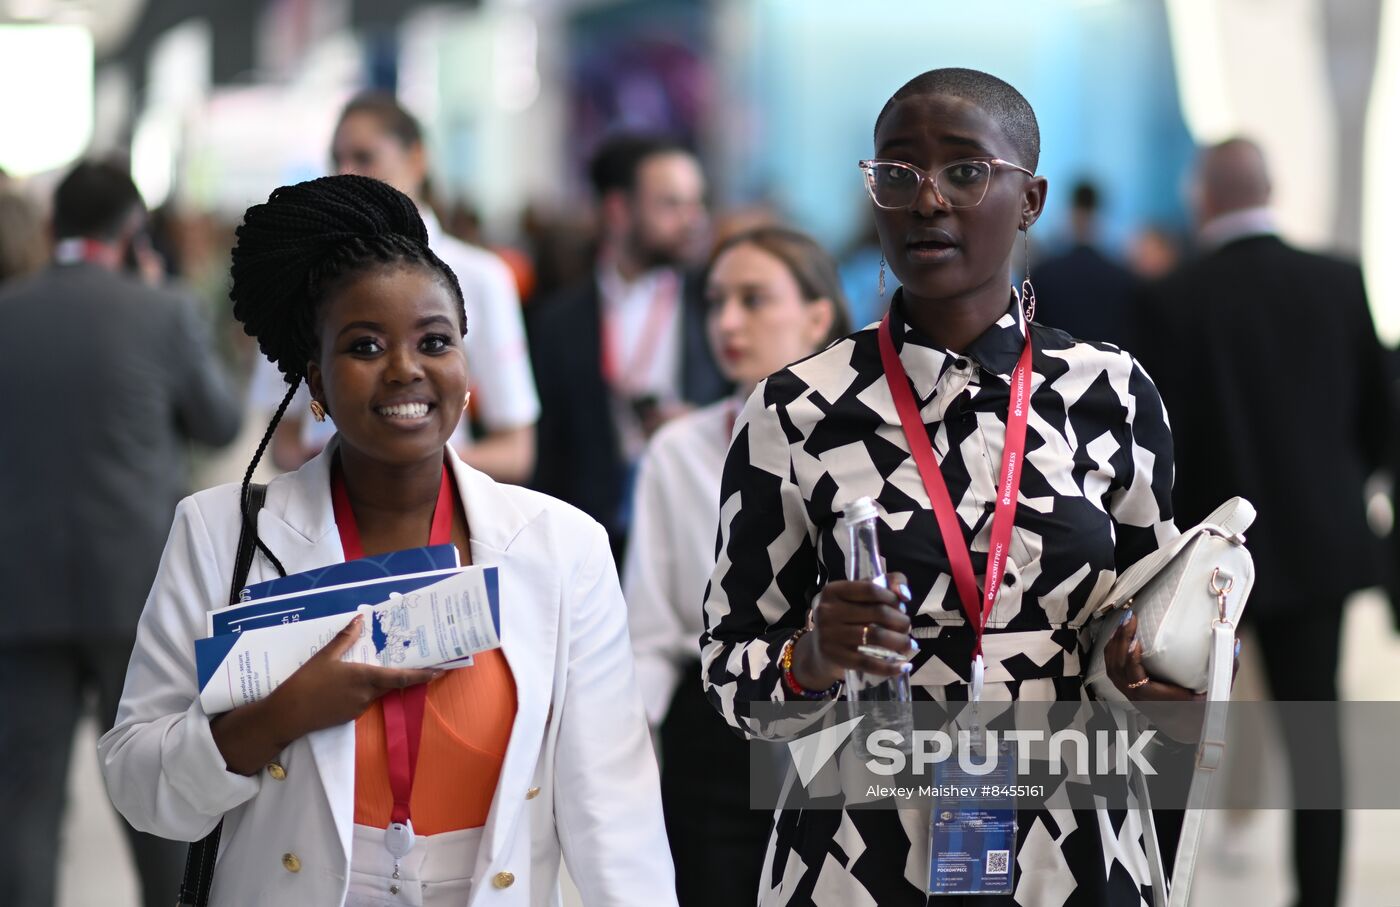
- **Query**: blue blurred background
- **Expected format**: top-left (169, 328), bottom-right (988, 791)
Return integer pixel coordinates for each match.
top-left (1, 0), bottom-right (1392, 332)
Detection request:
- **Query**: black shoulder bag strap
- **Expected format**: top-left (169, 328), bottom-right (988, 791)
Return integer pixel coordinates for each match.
top-left (177, 482), bottom-right (268, 907)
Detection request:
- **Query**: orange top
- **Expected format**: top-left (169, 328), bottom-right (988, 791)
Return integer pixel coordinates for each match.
top-left (353, 649), bottom-right (517, 834)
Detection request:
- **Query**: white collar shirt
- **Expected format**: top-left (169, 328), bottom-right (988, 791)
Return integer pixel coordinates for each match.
top-left (596, 263), bottom-right (686, 461)
top-left (621, 397), bottom-right (741, 724)
top-left (1198, 206), bottom-right (1278, 252)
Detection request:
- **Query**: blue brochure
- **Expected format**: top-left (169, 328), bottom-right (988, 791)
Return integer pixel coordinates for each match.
top-left (195, 566), bottom-right (501, 708)
top-left (209, 567), bottom-right (462, 636)
top-left (238, 544), bottom-right (460, 602)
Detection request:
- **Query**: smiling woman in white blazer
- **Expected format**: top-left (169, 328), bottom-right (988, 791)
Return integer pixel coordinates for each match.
top-left (98, 176), bottom-right (674, 906)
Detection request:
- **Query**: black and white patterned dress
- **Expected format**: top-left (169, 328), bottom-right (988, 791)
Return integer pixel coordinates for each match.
top-left (700, 291), bottom-right (1177, 906)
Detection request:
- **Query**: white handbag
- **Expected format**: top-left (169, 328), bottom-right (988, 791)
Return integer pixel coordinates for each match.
top-left (1085, 497), bottom-right (1256, 907)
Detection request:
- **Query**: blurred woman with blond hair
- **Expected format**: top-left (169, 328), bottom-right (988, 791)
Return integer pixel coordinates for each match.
top-left (624, 225), bottom-right (850, 906)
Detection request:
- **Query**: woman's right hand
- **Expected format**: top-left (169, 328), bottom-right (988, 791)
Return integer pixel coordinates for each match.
top-left (211, 615), bottom-right (441, 775)
top-left (790, 572), bottom-right (915, 691)
top-left (265, 615), bottom-right (442, 739)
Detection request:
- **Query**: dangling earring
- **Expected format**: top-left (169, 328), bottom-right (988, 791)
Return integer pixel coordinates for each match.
top-left (1019, 227), bottom-right (1036, 323)
top-left (878, 257), bottom-right (886, 297)
top-left (461, 391), bottom-right (472, 414)
top-left (309, 399), bottom-right (327, 423)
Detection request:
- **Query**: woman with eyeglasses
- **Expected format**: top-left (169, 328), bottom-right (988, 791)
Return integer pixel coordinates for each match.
top-left (700, 68), bottom-right (1206, 905)
top-left (623, 226), bottom-right (851, 906)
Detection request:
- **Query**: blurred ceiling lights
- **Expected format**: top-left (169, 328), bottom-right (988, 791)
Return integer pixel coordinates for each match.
top-left (1362, 0), bottom-right (1399, 343)
top-left (0, 23), bottom-right (93, 176)
top-left (0, 0), bottom-right (144, 55)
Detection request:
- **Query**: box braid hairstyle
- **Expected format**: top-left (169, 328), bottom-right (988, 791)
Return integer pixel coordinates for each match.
top-left (229, 174), bottom-right (465, 573)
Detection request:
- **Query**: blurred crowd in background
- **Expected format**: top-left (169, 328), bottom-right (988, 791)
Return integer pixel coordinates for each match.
top-left (3, 0), bottom-right (1400, 905)
top-left (0, 0), bottom-right (1392, 338)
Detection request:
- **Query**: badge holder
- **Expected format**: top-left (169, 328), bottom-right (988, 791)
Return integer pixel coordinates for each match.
top-left (928, 689), bottom-right (1017, 896)
top-left (385, 819), bottom-right (415, 890)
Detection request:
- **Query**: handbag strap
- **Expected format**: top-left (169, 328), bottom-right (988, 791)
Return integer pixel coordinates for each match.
top-left (1164, 620), bottom-right (1235, 906)
top-left (227, 483), bottom-right (269, 607)
top-left (1203, 497), bottom-right (1256, 539)
top-left (1129, 713), bottom-right (1169, 898)
top-left (1137, 612), bottom-right (1236, 907)
top-left (177, 483), bottom-right (269, 907)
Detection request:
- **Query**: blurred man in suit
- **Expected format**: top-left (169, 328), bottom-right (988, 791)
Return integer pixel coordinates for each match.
top-left (1034, 180), bottom-right (1139, 349)
top-left (1138, 138), bottom-right (1388, 907)
top-left (0, 161), bottom-right (242, 907)
top-left (528, 134), bottom-right (727, 556)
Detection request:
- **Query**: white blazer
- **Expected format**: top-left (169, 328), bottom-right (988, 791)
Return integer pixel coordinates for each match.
top-left (99, 443), bottom-right (677, 906)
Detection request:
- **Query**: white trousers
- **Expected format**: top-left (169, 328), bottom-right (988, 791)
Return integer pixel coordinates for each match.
top-left (346, 823), bottom-right (483, 907)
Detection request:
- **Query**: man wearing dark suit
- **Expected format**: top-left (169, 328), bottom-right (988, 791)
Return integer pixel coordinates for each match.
top-left (0, 161), bottom-right (242, 907)
top-left (1137, 139), bottom-right (1387, 907)
top-left (1033, 180), bottom-right (1140, 350)
top-left (528, 134), bottom-right (727, 556)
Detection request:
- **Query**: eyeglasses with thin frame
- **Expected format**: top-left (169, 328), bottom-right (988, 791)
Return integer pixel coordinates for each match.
top-left (858, 158), bottom-right (1034, 210)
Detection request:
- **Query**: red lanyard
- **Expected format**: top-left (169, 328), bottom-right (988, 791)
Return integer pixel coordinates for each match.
top-left (877, 313), bottom-right (1033, 691)
top-left (599, 270), bottom-right (680, 391)
top-left (331, 460), bottom-right (455, 833)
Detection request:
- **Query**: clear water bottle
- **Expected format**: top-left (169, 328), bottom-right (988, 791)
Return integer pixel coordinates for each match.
top-left (841, 497), bottom-right (913, 759)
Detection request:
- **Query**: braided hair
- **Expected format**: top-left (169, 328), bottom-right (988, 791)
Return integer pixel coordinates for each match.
top-left (229, 174), bottom-right (466, 574)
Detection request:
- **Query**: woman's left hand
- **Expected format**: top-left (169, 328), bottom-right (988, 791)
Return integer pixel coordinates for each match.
top-left (1103, 611), bottom-right (1240, 742)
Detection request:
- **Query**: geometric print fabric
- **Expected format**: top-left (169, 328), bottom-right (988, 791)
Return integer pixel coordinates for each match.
top-left (702, 292), bottom-right (1174, 905)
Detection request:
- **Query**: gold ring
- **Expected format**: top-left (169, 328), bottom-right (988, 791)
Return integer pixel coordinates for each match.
top-left (861, 625), bottom-right (872, 647)
top-left (1126, 676), bottom-right (1150, 690)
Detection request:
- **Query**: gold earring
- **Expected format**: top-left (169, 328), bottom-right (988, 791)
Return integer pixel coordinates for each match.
top-left (310, 399), bottom-right (327, 423)
top-left (461, 391), bottom-right (472, 414)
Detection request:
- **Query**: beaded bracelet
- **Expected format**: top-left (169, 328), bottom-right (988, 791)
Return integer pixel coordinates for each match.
top-left (780, 628), bottom-right (842, 700)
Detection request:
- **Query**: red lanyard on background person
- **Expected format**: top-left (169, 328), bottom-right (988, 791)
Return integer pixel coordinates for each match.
top-left (599, 270), bottom-right (680, 393)
top-left (877, 313), bottom-right (1033, 702)
top-left (331, 460), bottom-right (455, 859)
top-left (53, 237), bottom-right (121, 267)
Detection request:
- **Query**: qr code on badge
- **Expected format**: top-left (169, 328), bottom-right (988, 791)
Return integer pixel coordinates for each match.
top-left (985, 850), bottom-right (1010, 875)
